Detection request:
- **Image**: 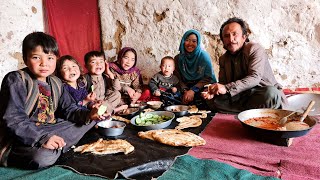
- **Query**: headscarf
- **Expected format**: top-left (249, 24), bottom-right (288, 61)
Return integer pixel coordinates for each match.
top-left (178, 29), bottom-right (214, 81)
top-left (109, 47), bottom-right (140, 76)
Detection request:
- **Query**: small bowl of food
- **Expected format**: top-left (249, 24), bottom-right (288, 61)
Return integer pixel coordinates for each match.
top-left (164, 105), bottom-right (190, 117)
top-left (117, 107), bottom-right (139, 117)
top-left (130, 101), bottom-right (147, 110)
top-left (147, 101), bottom-right (163, 109)
top-left (97, 120), bottom-right (126, 137)
top-left (131, 111), bottom-right (175, 130)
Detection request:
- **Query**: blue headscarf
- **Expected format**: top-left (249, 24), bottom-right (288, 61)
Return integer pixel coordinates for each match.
top-left (178, 30), bottom-right (215, 82)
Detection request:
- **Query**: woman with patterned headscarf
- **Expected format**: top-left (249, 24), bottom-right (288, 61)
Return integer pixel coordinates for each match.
top-left (174, 29), bottom-right (217, 105)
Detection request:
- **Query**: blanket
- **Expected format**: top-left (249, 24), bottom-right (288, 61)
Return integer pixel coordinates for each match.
top-left (158, 155), bottom-right (279, 180)
top-left (189, 113), bottom-right (320, 179)
top-left (0, 166), bottom-right (105, 180)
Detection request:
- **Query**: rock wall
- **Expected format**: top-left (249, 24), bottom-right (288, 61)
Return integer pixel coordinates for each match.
top-left (99, 0), bottom-right (320, 88)
top-left (0, 0), bottom-right (44, 85)
top-left (0, 0), bottom-right (319, 89)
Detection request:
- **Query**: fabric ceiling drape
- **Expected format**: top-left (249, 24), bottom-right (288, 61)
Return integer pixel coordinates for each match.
top-left (44, 0), bottom-right (101, 72)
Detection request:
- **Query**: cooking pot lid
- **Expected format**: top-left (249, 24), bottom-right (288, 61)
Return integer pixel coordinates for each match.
top-left (283, 93), bottom-right (320, 116)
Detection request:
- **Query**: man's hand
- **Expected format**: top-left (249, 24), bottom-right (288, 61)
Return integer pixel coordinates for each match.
top-left (208, 83), bottom-right (227, 95)
top-left (201, 91), bottom-right (214, 100)
top-left (202, 83), bottom-right (227, 100)
top-left (42, 135), bottom-right (66, 150)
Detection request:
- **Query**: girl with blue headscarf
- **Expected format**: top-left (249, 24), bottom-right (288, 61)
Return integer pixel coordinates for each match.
top-left (174, 29), bottom-right (217, 105)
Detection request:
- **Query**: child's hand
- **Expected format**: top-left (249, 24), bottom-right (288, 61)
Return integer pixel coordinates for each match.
top-left (127, 87), bottom-right (136, 98)
top-left (154, 90), bottom-right (161, 96)
top-left (42, 135), bottom-right (66, 150)
top-left (83, 92), bottom-right (96, 105)
top-left (105, 62), bottom-right (115, 79)
top-left (89, 103), bottom-right (111, 121)
top-left (171, 87), bottom-right (177, 93)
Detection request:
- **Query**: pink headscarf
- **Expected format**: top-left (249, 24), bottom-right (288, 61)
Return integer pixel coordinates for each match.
top-left (108, 47), bottom-right (140, 76)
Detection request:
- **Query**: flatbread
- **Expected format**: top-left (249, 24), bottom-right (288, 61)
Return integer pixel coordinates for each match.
top-left (138, 129), bottom-right (206, 147)
top-left (74, 138), bottom-right (134, 155)
top-left (197, 110), bottom-right (211, 114)
top-left (188, 105), bottom-right (198, 114)
top-left (175, 116), bottom-right (202, 130)
top-left (152, 129), bottom-right (206, 147)
top-left (111, 115), bottom-right (130, 124)
top-left (137, 130), bottom-right (159, 141)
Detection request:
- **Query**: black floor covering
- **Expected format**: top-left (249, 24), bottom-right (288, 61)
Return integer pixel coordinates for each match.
top-left (55, 112), bottom-right (215, 179)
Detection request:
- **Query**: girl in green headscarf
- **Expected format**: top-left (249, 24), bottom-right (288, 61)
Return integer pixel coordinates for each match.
top-left (174, 29), bottom-right (217, 105)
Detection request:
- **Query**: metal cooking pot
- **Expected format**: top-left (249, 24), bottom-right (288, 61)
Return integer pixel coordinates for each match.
top-left (237, 109), bottom-right (318, 139)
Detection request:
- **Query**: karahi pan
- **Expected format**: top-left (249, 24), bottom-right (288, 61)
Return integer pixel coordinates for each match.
top-left (237, 109), bottom-right (317, 139)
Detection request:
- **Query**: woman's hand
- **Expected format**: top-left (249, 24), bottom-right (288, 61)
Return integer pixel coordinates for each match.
top-left (182, 89), bottom-right (195, 104)
top-left (42, 135), bottom-right (66, 150)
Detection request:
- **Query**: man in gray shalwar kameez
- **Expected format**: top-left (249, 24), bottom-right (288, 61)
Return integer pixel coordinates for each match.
top-left (203, 17), bottom-right (287, 113)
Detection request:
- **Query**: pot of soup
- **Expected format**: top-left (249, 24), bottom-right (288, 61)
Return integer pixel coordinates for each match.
top-left (237, 109), bottom-right (318, 140)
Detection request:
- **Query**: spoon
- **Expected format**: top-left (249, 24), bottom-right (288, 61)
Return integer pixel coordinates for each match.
top-left (299, 100), bottom-right (315, 122)
top-left (279, 111), bottom-right (297, 125)
top-left (285, 100), bottom-right (315, 131)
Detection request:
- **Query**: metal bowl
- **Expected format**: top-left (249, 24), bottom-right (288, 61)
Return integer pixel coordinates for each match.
top-left (130, 111), bottom-right (175, 130)
top-left (147, 101), bottom-right (163, 109)
top-left (97, 120), bottom-right (126, 137)
top-left (237, 109), bottom-right (317, 139)
top-left (164, 105), bottom-right (190, 117)
top-left (130, 102), bottom-right (147, 110)
top-left (283, 93), bottom-right (320, 116)
top-left (117, 107), bottom-right (140, 117)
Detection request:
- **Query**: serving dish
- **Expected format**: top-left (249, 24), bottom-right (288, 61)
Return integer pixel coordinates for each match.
top-left (164, 105), bottom-right (190, 117)
top-left (117, 107), bottom-right (140, 118)
top-left (130, 111), bottom-right (175, 130)
top-left (283, 93), bottom-right (320, 116)
top-left (97, 120), bottom-right (126, 137)
top-left (147, 101), bottom-right (163, 109)
top-left (130, 101), bottom-right (147, 110)
top-left (237, 109), bottom-right (317, 140)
